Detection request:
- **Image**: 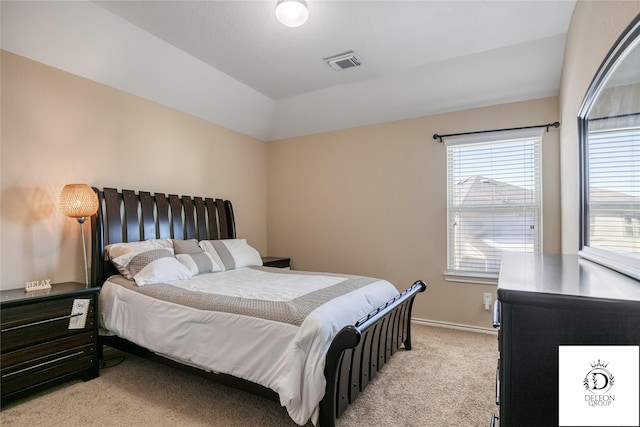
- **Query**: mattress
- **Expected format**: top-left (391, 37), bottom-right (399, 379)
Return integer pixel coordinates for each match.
top-left (99, 266), bottom-right (398, 425)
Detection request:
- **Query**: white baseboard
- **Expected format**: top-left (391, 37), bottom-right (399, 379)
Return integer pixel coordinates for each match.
top-left (411, 317), bottom-right (497, 335)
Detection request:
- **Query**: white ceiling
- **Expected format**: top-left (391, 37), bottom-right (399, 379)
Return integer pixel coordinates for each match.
top-left (2, 1), bottom-right (576, 140)
top-left (94, 0), bottom-right (576, 100)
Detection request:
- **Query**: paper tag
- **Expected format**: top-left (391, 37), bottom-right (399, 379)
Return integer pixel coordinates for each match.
top-left (68, 299), bottom-right (90, 329)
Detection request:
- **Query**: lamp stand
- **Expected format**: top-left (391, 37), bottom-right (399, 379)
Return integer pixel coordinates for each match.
top-left (77, 217), bottom-right (89, 288)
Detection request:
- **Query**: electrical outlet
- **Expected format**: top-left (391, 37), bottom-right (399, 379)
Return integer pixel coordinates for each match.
top-left (483, 292), bottom-right (492, 311)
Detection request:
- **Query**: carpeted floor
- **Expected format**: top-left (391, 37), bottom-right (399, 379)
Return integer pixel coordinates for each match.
top-left (0, 324), bottom-right (498, 427)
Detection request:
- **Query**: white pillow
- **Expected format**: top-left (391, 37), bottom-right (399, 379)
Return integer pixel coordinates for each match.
top-left (106, 239), bottom-right (193, 285)
top-left (199, 239), bottom-right (262, 270)
top-left (106, 239), bottom-right (174, 279)
top-left (132, 255), bottom-right (193, 286)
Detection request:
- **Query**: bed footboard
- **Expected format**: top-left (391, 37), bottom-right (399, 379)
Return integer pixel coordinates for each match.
top-left (319, 280), bottom-right (427, 427)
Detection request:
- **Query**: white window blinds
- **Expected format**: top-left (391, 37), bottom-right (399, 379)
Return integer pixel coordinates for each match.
top-left (581, 122), bottom-right (640, 279)
top-left (446, 129), bottom-right (543, 275)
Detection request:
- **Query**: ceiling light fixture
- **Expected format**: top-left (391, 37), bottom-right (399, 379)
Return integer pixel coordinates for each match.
top-left (275, 0), bottom-right (309, 28)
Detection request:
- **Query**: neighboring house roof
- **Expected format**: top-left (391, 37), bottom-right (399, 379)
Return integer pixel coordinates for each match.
top-left (452, 176), bottom-right (639, 209)
top-left (453, 176), bottom-right (536, 207)
top-left (590, 187), bottom-right (640, 208)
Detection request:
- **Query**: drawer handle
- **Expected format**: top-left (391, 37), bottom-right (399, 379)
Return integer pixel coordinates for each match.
top-left (2, 350), bottom-right (85, 378)
top-left (495, 360), bottom-right (500, 405)
top-left (1, 313), bottom-right (84, 333)
top-left (492, 301), bottom-right (500, 329)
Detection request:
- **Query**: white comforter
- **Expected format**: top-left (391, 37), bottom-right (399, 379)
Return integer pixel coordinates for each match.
top-left (99, 267), bottom-right (398, 425)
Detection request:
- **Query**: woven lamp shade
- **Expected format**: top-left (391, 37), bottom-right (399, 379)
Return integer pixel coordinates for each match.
top-left (59, 184), bottom-right (99, 218)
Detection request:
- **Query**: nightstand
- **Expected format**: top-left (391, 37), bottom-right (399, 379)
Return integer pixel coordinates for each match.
top-left (262, 257), bottom-right (291, 269)
top-left (0, 282), bottom-right (100, 405)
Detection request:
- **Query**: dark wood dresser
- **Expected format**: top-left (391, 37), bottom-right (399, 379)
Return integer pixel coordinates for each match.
top-left (492, 253), bottom-right (640, 427)
top-left (1, 282), bottom-right (99, 405)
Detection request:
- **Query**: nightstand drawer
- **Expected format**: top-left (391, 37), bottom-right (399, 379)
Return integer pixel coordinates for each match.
top-left (1, 344), bottom-right (95, 397)
top-left (1, 297), bottom-right (95, 351)
top-left (1, 333), bottom-right (95, 371)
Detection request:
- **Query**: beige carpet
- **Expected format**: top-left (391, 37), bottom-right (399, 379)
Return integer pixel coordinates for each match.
top-left (0, 325), bottom-right (498, 427)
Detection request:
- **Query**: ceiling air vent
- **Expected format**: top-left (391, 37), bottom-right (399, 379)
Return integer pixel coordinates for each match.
top-left (324, 51), bottom-right (362, 71)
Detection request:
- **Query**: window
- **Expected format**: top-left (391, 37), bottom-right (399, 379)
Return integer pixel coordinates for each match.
top-left (580, 121), bottom-right (640, 278)
top-left (578, 14), bottom-right (640, 280)
top-left (445, 129), bottom-right (543, 281)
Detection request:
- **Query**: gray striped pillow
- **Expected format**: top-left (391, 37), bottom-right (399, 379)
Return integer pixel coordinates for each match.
top-left (175, 252), bottom-right (222, 275)
top-left (199, 239), bottom-right (262, 270)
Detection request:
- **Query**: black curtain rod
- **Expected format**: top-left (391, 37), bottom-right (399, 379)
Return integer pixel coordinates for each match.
top-left (433, 121), bottom-right (560, 143)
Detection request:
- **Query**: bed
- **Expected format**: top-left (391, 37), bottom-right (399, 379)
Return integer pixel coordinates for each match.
top-left (91, 187), bottom-right (427, 427)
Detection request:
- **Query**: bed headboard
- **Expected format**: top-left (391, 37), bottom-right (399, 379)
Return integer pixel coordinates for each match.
top-left (90, 187), bottom-right (236, 287)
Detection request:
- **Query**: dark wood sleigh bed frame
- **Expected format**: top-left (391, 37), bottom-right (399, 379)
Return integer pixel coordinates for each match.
top-left (90, 187), bottom-right (427, 427)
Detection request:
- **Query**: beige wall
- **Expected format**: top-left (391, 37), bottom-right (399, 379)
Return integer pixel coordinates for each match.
top-left (0, 51), bottom-right (268, 289)
top-left (559, 1), bottom-right (640, 253)
top-left (268, 97), bottom-right (561, 329)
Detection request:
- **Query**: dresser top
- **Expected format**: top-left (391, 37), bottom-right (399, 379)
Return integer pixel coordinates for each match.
top-left (498, 253), bottom-right (640, 303)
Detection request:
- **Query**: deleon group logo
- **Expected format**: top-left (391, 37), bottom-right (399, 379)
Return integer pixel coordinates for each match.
top-left (583, 359), bottom-right (615, 407)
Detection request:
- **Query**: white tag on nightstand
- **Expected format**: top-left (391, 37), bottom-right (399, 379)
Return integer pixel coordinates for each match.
top-left (68, 299), bottom-right (90, 329)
